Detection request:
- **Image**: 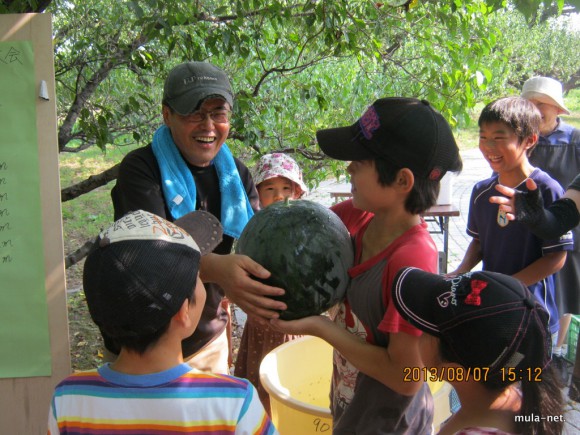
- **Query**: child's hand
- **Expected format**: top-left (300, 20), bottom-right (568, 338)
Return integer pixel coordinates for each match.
top-left (269, 315), bottom-right (333, 336)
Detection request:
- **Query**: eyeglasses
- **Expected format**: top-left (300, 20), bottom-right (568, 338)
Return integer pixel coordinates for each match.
top-left (183, 109), bottom-right (232, 124)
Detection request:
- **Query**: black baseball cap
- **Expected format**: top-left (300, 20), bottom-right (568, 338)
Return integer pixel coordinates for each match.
top-left (392, 267), bottom-right (551, 380)
top-left (163, 62), bottom-right (234, 115)
top-left (83, 210), bottom-right (222, 339)
top-left (316, 98), bottom-right (462, 181)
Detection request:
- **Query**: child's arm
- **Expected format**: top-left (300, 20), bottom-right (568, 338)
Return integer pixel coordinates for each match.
top-left (448, 239), bottom-right (482, 276)
top-left (512, 251), bottom-right (567, 286)
top-left (237, 383), bottom-right (276, 435)
top-left (270, 315), bottom-right (423, 396)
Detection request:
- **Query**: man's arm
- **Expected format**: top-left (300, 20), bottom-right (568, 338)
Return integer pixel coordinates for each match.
top-left (200, 254), bottom-right (287, 321)
top-left (270, 316), bottom-right (424, 396)
top-left (234, 157), bottom-right (260, 212)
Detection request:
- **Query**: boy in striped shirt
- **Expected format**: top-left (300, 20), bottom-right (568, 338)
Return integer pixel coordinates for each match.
top-left (48, 210), bottom-right (276, 435)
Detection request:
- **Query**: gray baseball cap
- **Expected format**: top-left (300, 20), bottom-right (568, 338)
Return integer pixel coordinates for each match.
top-left (163, 62), bottom-right (234, 115)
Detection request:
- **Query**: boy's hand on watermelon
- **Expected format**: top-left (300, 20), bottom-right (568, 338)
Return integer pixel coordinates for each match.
top-left (200, 253), bottom-right (287, 322)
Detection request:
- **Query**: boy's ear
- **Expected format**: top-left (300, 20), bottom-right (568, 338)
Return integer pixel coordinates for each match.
top-left (396, 168), bottom-right (415, 193)
top-left (162, 105), bottom-right (171, 125)
top-left (522, 133), bottom-right (538, 150)
top-left (172, 299), bottom-right (191, 327)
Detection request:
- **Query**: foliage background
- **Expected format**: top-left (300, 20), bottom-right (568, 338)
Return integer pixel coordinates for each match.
top-left (4, 0), bottom-right (580, 368)
top-left (4, 1), bottom-right (580, 198)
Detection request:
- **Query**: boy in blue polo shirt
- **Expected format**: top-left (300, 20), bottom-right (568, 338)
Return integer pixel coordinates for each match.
top-left (450, 96), bottom-right (573, 344)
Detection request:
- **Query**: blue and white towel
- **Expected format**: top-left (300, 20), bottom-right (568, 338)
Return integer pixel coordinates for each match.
top-left (151, 125), bottom-right (254, 239)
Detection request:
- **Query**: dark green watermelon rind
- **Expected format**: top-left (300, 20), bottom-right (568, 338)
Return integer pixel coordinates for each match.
top-left (236, 200), bottom-right (354, 320)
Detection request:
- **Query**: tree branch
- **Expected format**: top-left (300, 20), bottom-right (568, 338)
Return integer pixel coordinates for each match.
top-left (58, 33), bottom-right (148, 151)
top-left (564, 69), bottom-right (580, 93)
top-left (65, 238), bottom-right (95, 269)
top-left (61, 163), bottom-right (120, 202)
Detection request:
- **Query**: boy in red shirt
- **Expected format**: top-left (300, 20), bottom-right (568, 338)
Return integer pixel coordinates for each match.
top-left (272, 98), bottom-right (462, 433)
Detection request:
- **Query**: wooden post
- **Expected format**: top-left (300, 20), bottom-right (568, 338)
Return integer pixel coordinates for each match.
top-left (0, 13), bottom-right (70, 434)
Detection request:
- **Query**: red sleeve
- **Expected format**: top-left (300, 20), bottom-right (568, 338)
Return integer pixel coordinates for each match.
top-left (331, 199), bottom-right (374, 236)
top-left (378, 229), bottom-right (439, 337)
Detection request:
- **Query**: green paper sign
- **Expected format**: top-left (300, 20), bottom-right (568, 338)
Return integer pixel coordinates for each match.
top-left (0, 40), bottom-right (52, 378)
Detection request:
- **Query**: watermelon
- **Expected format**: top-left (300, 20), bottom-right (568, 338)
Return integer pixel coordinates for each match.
top-left (235, 199), bottom-right (354, 320)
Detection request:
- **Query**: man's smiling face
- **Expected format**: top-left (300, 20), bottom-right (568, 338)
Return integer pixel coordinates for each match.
top-left (162, 97), bottom-right (231, 167)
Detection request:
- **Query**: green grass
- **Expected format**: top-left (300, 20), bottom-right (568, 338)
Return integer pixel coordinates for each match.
top-left (453, 125), bottom-right (479, 150)
top-left (60, 144), bottom-right (138, 231)
top-left (566, 88), bottom-right (580, 112)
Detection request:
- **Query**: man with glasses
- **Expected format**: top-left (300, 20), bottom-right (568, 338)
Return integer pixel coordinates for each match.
top-left (111, 62), bottom-right (286, 373)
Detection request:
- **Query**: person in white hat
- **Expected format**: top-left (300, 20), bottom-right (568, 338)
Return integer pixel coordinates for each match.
top-left (521, 76), bottom-right (580, 381)
top-left (521, 76), bottom-right (571, 136)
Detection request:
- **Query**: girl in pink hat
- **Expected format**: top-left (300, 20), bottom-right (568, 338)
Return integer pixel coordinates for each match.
top-left (234, 153), bottom-right (307, 413)
top-left (250, 152), bottom-right (308, 205)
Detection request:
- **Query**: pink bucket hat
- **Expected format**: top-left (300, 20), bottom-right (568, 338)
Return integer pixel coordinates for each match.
top-left (252, 153), bottom-right (308, 198)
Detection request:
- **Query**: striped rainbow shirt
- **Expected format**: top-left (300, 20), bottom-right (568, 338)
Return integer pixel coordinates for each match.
top-left (48, 363), bottom-right (278, 434)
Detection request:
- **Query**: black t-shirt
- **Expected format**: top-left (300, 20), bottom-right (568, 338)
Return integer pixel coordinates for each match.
top-left (110, 144), bottom-right (259, 357)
